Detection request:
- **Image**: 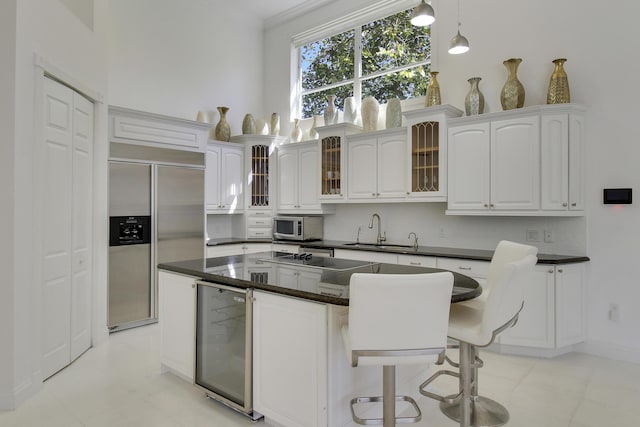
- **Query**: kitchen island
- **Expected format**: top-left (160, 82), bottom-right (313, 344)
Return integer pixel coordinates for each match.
top-left (157, 252), bottom-right (481, 427)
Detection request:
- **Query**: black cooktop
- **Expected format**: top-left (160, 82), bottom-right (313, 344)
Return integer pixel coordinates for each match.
top-left (259, 253), bottom-right (378, 271)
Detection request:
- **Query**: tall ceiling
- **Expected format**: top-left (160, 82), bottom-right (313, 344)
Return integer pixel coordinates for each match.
top-left (246, 0), bottom-right (333, 21)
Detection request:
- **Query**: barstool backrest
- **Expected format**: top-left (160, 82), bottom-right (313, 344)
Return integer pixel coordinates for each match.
top-left (348, 272), bottom-right (454, 366)
top-left (486, 240), bottom-right (538, 299)
top-left (482, 254), bottom-right (538, 337)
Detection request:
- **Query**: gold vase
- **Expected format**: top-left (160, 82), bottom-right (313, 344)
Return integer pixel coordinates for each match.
top-left (547, 58), bottom-right (570, 104)
top-left (214, 106), bottom-right (231, 141)
top-left (500, 58), bottom-right (525, 110)
top-left (425, 71), bottom-right (441, 107)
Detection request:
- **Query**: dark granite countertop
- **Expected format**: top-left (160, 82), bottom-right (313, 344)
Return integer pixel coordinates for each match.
top-left (158, 252), bottom-right (482, 306)
top-left (207, 238), bottom-right (590, 264)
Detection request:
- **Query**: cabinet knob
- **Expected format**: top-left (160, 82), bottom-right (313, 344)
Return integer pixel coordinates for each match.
top-left (571, 202), bottom-right (577, 207)
top-left (409, 261), bottom-right (421, 266)
top-left (558, 268), bottom-right (564, 273)
top-left (406, 192), bottom-right (410, 195)
top-left (484, 204), bottom-right (489, 208)
top-left (377, 193), bottom-right (380, 196)
top-left (490, 204), bottom-right (495, 208)
top-left (458, 266), bottom-right (472, 271)
top-left (548, 269), bottom-right (554, 274)
top-left (562, 202), bottom-right (568, 207)
top-left (372, 193), bottom-right (376, 196)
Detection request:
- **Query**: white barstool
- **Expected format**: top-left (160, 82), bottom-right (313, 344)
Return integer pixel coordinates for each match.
top-left (420, 241), bottom-right (538, 427)
top-left (342, 272), bottom-right (454, 427)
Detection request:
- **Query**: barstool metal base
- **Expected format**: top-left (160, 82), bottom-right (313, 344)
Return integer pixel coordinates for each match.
top-left (350, 395), bottom-right (422, 425)
top-left (440, 395), bottom-right (509, 427)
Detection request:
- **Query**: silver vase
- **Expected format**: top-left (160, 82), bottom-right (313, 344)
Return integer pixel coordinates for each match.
top-left (465, 77), bottom-right (485, 116)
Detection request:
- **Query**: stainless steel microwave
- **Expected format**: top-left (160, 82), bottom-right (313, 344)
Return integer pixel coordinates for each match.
top-left (273, 216), bottom-right (323, 241)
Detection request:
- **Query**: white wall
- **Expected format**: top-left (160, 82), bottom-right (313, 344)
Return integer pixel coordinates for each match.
top-left (108, 0), bottom-right (266, 135)
top-left (0, 0), bottom-right (17, 410)
top-left (1, 0), bottom-right (109, 410)
top-left (264, 0), bottom-right (640, 361)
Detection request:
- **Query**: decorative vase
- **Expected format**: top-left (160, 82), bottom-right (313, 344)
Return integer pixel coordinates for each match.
top-left (425, 71), bottom-right (442, 107)
top-left (255, 118), bottom-right (269, 135)
top-left (196, 111), bottom-right (210, 123)
top-left (290, 119), bottom-right (302, 142)
top-left (270, 113), bottom-right (280, 136)
top-left (214, 106), bottom-right (231, 142)
top-left (361, 96), bottom-right (379, 132)
top-left (308, 115), bottom-right (320, 140)
top-left (385, 97), bottom-right (402, 129)
top-left (343, 96), bottom-right (357, 124)
top-left (500, 58), bottom-right (525, 110)
top-left (242, 113), bottom-right (256, 134)
top-left (465, 77), bottom-right (485, 116)
top-left (547, 58), bottom-right (570, 104)
top-left (324, 95), bottom-right (338, 125)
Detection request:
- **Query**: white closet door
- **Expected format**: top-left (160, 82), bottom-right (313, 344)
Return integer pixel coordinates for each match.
top-left (42, 78), bottom-right (74, 379)
top-left (42, 77), bottom-right (93, 379)
top-left (70, 91), bottom-right (93, 361)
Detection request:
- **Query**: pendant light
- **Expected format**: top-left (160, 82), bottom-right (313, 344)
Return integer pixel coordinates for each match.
top-left (449, 0), bottom-right (470, 54)
top-left (410, 0), bottom-right (435, 27)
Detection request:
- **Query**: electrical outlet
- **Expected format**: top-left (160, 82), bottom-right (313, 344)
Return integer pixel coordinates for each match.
top-left (544, 229), bottom-right (554, 243)
top-left (608, 303), bottom-right (619, 322)
top-left (526, 229), bottom-right (540, 242)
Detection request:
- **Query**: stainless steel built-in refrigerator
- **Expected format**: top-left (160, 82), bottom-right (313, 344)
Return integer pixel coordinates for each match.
top-left (108, 143), bottom-right (204, 332)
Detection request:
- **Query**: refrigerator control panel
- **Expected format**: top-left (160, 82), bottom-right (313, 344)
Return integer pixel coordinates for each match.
top-left (109, 216), bottom-right (152, 246)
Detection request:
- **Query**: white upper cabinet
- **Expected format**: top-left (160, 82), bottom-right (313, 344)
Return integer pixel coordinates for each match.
top-left (276, 141), bottom-right (332, 213)
top-left (540, 108), bottom-right (585, 212)
top-left (347, 128), bottom-right (406, 201)
top-left (205, 141), bottom-right (244, 214)
top-left (403, 105), bottom-right (464, 201)
top-left (490, 115), bottom-right (540, 211)
top-left (447, 104), bottom-right (585, 216)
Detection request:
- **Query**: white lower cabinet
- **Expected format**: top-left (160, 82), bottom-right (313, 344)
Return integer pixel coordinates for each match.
top-left (206, 243), bottom-right (272, 258)
top-left (334, 248), bottom-right (399, 264)
top-left (252, 290), bottom-right (328, 427)
top-left (158, 270), bottom-right (196, 381)
top-left (500, 263), bottom-right (585, 349)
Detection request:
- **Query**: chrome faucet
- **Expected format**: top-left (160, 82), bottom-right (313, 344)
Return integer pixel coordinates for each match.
top-left (356, 226), bottom-right (362, 244)
top-left (368, 213), bottom-right (386, 245)
top-left (408, 232), bottom-right (418, 250)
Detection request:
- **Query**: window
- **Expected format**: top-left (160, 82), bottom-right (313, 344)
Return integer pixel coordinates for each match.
top-left (297, 8), bottom-right (431, 119)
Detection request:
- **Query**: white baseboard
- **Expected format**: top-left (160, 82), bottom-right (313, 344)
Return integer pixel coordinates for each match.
top-left (488, 343), bottom-right (575, 358)
top-left (575, 340), bottom-right (640, 364)
top-left (0, 376), bottom-right (41, 412)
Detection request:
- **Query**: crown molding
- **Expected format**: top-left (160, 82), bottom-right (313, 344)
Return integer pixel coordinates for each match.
top-left (264, 0), bottom-right (337, 30)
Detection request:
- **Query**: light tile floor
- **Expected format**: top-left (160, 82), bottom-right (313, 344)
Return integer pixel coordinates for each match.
top-left (1, 324), bottom-right (638, 427)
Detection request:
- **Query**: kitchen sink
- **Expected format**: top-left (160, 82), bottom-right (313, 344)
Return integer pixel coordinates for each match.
top-left (344, 242), bottom-right (414, 250)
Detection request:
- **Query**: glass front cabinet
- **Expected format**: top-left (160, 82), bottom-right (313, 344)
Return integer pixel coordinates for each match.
top-left (403, 105), bottom-right (463, 201)
top-left (316, 123), bottom-right (362, 201)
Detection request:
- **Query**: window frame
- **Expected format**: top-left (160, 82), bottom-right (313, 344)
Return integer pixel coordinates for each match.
top-left (292, 0), bottom-right (434, 120)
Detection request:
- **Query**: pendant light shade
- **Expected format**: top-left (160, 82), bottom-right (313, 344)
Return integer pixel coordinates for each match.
top-left (410, 0), bottom-right (435, 27)
top-left (449, 0), bottom-right (470, 54)
top-left (448, 27), bottom-right (470, 54)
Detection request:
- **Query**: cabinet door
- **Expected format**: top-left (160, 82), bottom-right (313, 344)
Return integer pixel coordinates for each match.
top-left (319, 136), bottom-right (343, 199)
top-left (298, 145), bottom-right (321, 209)
top-left (221, 147), bottom-right (244, 211)
top-left (348, 137), bottom-right (377, 199)
top-left (541, 114), bottom-right (569, 211)
top-left (205, 146), bottom-right (221, 211)
top-left (277, 148), bottom-right (298, 210)
top-left (555, 263), bottom-right (585, 347)
top-left (158, 271), bottom-right (196, 381)
top-left (569, 113), bottom-right (585, 210)
top-left (499, 265), bottom-right (555, 348)
top-left (447, 123), bottom-right (491, 211)
top-left (377, 134), bottom-right (407, 198)
top-left (247, 143), bottom-right (271, 208)
top-left (490, 116), bottom-right (540, 210)
top-left (253, 291), bottom-right (328, 427)
top-left (397, 254), bottom-right (437, 268)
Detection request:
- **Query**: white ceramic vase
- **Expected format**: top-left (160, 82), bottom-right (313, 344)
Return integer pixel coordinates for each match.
top-left (324, 95), bottom-right (338, 125)
top-left (290, 119), bottom-right (302, 142)
top-left (343, 96), bottom-right (357, 124)
top-left (385, 98), bottom-right (402, 129)
top-left (270, 113), bottom-right (280, 136)
top-left (308, 115), bottom-right (320, 140)
top-left (361, 96), bottom-right (379, 132)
